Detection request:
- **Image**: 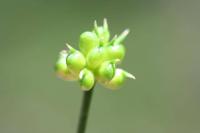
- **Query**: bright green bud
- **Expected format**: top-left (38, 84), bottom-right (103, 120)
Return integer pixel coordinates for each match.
top-left (104, 68), bottom-right (135, 90)
top-left (86, 47), bottom-right (107, 70)
top-left (106, 44), bottom-right (125, 61)
top-left (66, 44), bottom-right (86, 75)
top-left (94, 19), bottom-right (110, 45)
top-left (79, 31), bottom-right (99, 56)
top-left (96, 59), bottom-right (119, 82)
top-left (55, 50), bottom-right (77, 80)
top-left (79, 68), bottom-right (95, 91)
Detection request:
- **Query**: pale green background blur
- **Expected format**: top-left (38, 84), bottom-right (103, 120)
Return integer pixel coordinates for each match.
top-left (0, 0), bottom-right (200, 133)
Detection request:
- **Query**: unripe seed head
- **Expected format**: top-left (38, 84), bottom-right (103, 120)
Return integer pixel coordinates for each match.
top-left (55, 19), bottom-right (135, 90)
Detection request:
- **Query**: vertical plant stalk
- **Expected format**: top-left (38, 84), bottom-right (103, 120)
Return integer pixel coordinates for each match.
top-left (77, 84), bottom-right (95, 133)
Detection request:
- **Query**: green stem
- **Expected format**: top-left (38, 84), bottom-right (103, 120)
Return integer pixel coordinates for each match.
top-left (77, 85), bottom-right (95, 133)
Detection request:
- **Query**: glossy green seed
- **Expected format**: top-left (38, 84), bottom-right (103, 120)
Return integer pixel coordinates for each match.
top-left (86, 47), bottom-right (107, 70)
top-left (55, 50), bottom-right (77, 80)
top-left (66, 44), bottom-right (86, 75)
top-left (79, 68), bottom-right (95, 91)
top-left (55, 50), bottom-right (68, 72)
top-left (104, 69), bottom-right (135, 90)
top-left (106, 44), bottom-right (125, 61)
top-left (79, 31), bottom-right (99, 56)
top-left (96, 60), bottom-right (119, 82)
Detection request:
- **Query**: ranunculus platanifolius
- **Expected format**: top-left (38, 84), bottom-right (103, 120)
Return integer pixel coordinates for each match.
top-left (55, 19), bottom-right (135, 90)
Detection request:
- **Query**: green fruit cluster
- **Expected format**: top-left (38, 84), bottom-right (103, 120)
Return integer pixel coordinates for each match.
top-left (55, 19), bottom-right (135, 91)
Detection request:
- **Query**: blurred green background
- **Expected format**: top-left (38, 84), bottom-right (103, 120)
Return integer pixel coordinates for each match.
top-left (0, 0), bottom-right (200, 133)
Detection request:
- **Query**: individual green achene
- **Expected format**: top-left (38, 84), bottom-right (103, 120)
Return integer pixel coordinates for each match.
top-left (55, 19), bottom-right (135, 90)
top-left (79, 68), bottom-right (95, 91)
top-left (55, 50), bottom-right (77, 80)
top-left (103, 68), bottom-right (135, 90)
top-left (66, 44), bottom-right (86, 76)
top-left (79, 31), bottom-right (99, 56)
top-left (96, 59), bottom-right (119, 82)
